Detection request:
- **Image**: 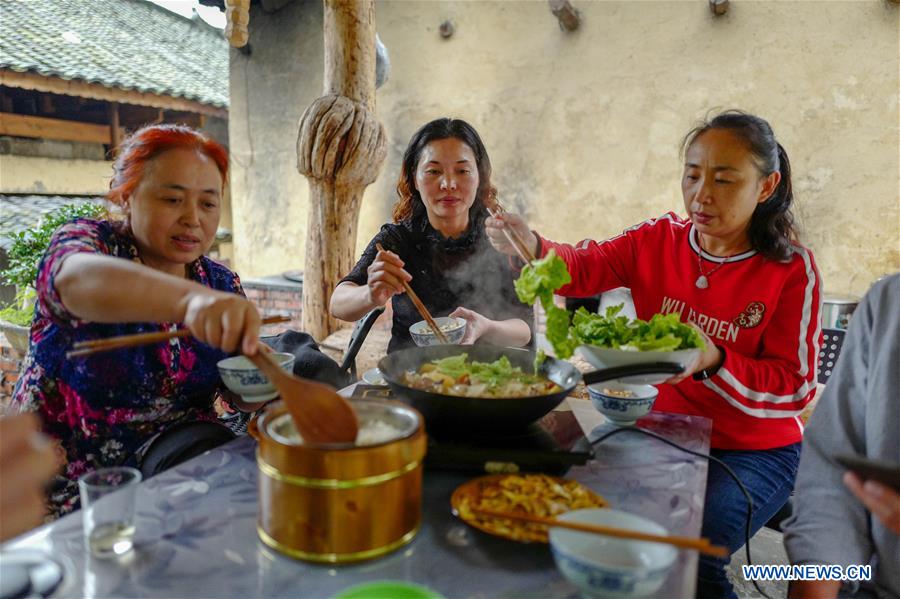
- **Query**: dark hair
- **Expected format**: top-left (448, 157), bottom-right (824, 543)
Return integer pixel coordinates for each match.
top-left (392, 118), bottom-right (497, 224)
top-left (682, 110), bottom-right (797, 261)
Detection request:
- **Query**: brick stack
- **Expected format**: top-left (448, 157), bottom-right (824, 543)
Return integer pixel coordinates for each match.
top-left (242, 279), bottom-right (303, 337)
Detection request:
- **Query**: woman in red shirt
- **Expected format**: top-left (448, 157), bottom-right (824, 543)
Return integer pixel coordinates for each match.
top-left (487, 111), bottom-right (822, 599)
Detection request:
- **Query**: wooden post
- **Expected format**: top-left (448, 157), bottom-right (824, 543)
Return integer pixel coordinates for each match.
top-left (225, 0), bottom-right (250, 48)
top-left (297, 0), bottom-right (387, 341)
top-left (107, 101), bottom-right (121, 154)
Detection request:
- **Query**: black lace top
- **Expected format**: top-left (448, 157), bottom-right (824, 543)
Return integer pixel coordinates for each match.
top-left (342, 210), bottom-right (533, 353)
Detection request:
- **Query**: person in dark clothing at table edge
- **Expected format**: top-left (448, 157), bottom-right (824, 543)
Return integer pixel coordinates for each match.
top-left (330, 117), bottom-right (533, 353)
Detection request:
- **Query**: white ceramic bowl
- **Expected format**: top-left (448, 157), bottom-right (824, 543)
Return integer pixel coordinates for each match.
top-left (409, 316), bottom-right (467, 346)
top-left (550, 508), bottom-right (678, 598)
top-left (577, 345), bottom-right (700, 384)
top-left (361, 367), bottom-right (387, 386)
top-left (217, 352), bottom-right (296, 403)
top-left (587, 382), bottom-right (658, 426)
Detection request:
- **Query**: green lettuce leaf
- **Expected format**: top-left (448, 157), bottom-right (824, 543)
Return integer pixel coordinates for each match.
top-left (573, 305), bottom-right (705, 351)
top-left (514, 249), bottom-right (571, 307)
top-left (512, 251), bottom-right (704, 359)
top-left (514, 250), bottom-right (577, 358)
top-left (431, 353), bottom-right (469, 379)
top-left (430, 354), bottom-right (541, 389)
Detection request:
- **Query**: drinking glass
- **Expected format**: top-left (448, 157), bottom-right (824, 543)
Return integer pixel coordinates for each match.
top-left (78, 467), bottom-right (141, 558)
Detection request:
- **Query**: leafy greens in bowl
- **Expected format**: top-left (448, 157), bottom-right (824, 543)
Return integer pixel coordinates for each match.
top-left (513, 252), bottom-right (704, 368)
top-left (573, 305), bottom-right (704, 383)
top-left (572, 305), bottom-right (705, 352)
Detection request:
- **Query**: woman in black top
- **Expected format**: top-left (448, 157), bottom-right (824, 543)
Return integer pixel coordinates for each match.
top-left (330, 118), bottom-right (532, 353)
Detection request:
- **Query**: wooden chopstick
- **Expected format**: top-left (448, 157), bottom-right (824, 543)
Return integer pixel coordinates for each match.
top-left (487, 206), bottom-right (537, 263)
top-left (375, 242), bottom-right (449, 344)
top-left (472, 507), bottom-right (729, 558)
top-left (67, 315), bottom-right (291, 358)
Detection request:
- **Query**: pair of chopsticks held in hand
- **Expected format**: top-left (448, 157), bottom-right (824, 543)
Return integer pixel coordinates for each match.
top-left (375, 242), bottom-right (449, 344)
top-left (486, 203), bottom-right (537, 264)
top-left (374, 202), bottom-right (533, 344)
top-left (67, 315), bottom-right (291, 358)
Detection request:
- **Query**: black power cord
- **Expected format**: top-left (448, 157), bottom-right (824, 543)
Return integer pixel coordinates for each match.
top-left (590, 426), bottom-right (773, 599)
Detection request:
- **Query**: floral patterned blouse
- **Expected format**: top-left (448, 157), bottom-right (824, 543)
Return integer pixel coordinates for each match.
top-left (11, 218), bottom-right (242, 517)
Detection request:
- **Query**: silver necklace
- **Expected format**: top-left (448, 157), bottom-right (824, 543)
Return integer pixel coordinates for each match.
top-left (695, 244), bottom-right (737, 289)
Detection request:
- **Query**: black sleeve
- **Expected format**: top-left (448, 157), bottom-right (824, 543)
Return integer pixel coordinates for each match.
top-left (340, 224), bottom-right (405, 286)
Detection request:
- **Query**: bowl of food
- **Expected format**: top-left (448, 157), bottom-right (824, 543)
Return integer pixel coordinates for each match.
top-left (573, 305), bottom-right (703, 384)
top-left (578, 346), bottom-right (699, 385)
top-left (549, 508), bottom-right (677, 598)
top-left (379, 345), bottom-right (569, 434)
top-left (451, 473), bottom-right (608, 543)
top-left (409, 317), bottom-right (467, 346)
top-left (361, 367), bottom-right (387, 386)
top-left (587, 382), bottom-right (658, 426)
top-left (217, 352), bottom-right (295, 403)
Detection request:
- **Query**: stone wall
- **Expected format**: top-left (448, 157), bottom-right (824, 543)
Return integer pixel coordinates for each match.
top-left (229, 0), bottom-right (899, 298)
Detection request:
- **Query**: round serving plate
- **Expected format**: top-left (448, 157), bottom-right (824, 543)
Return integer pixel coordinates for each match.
top-left (450, 473), bottom-right (608, 544)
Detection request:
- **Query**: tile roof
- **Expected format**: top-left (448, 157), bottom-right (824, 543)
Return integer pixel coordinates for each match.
top-left (0, 195), bottom-right (104, 250)
top-left (0, 0), bottom-right (228, 108)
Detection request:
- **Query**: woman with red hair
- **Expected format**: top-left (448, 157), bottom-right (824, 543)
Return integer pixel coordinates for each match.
top-left (11, 124), bottom-right (261, 518)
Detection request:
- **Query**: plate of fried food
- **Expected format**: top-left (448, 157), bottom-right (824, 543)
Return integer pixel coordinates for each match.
top-left (451, 473), bottom-right (608, 543)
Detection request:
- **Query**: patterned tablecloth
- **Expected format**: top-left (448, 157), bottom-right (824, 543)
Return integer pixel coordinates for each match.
top-left (3, 398), bottom-right (711, 599)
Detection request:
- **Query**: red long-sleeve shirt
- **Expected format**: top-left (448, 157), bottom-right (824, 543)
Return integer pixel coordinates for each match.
top-left (540, 212), bottom-right (823, 450)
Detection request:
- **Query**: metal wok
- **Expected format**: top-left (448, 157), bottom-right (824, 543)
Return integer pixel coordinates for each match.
top-left (377, 344), bottom-right (684, 435)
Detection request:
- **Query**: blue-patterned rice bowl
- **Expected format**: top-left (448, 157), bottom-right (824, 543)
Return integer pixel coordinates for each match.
top-left (587, 382), bottom-right (658, 426)
top-left (217, 352), bottom-right (295, 402)
top-left (550, 508), bottom-right (677, 598)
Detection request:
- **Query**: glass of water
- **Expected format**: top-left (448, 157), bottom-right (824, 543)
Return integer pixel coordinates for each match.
top-left (78, 467), bottom-right (141, 558)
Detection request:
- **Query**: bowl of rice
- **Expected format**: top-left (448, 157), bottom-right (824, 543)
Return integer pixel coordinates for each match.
top-left (409, 317), bottom-right (467, 346)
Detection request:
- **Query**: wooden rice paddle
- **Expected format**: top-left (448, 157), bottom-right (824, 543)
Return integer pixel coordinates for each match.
top-left (375, 242), bottom-right (448, 343)
top-left (66, 315), bottom-right (292, 358)
top-left (472, 507), bottom-right (729, 558)
top-left (247, 350), bottom-right (359, 444)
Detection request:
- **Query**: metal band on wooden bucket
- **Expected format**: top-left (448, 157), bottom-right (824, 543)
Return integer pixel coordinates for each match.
top-left (256, 524), bottom-right (420, 563)
top-left (256, 453), bottom-right (422, 489)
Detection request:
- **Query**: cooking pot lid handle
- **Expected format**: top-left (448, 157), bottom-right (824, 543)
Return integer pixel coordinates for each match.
top-left (582, 362), bottom-right (685, 385)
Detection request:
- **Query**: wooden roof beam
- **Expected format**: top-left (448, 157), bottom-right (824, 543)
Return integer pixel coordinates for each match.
top-left (0, 112), bottom-right (112, 144)
top-left (0, 70), bottom-right (227, 119)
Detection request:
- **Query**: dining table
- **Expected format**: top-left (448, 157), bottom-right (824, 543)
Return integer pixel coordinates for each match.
top-left (2, 390), bottom-right (712, 599)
